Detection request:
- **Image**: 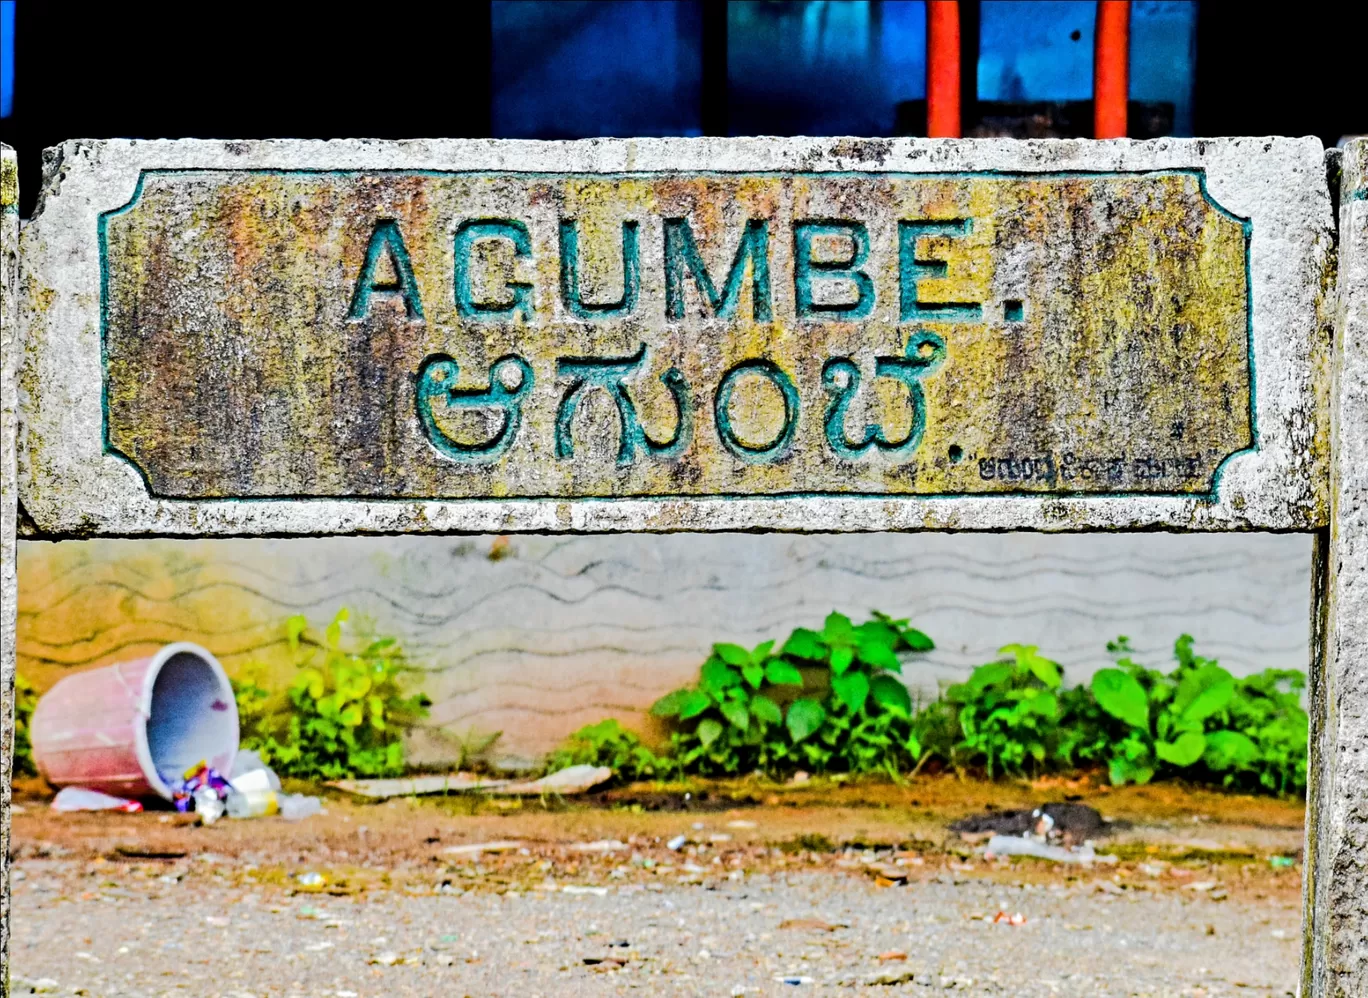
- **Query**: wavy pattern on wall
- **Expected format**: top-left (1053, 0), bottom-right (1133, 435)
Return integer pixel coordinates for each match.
top-left (17, 533), bottom-right (1312, 766)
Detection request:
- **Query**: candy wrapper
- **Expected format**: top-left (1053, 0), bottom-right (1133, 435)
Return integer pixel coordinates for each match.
top-left (170, 760), bottom-right (232, 813)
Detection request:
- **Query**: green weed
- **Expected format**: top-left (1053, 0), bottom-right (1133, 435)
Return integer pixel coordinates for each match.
top-left (233, 608), bottom-right (431, 781)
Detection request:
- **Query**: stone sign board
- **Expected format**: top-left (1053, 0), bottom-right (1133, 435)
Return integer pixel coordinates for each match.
top-left (15, 138), bottom-right (1331, 536)
top-left (0, 136), bottom-right (1355, 996)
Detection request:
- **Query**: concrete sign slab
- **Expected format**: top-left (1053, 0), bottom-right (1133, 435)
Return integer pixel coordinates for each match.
top-left (17, 139), bottom-right (1332, 536)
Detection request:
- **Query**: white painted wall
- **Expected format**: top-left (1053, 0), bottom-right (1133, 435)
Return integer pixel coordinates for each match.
top-left (18, 533), bottom-right (1312, 767)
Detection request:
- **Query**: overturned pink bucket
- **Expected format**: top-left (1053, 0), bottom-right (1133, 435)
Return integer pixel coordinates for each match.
top-left (31, 643), bottom-right (239, 800)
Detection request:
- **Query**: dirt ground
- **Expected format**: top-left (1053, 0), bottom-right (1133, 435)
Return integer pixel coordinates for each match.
top-left (7, 774), bottom-right (1305, 997)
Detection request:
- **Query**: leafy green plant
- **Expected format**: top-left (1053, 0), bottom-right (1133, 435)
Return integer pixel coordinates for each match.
top-left (234, 608), bottom-right (431, 781)
top-left (1220, 669), bottom-right (1308, 795)
top-left (1089, 635), bottom-right (1233, 785)
top-left (1087, 635), bottom-right (1305, 793)
top-left (12, 673), bottom-right (37, 778)
top-left (650, 610), bottom-right (933, 777)
top-left (944, 644), bottom-right (1064, 778)
top-left (545, 719), bottom-right (674, 784)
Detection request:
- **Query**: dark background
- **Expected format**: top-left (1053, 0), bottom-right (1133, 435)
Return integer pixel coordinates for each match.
top-left (3, 1), bottom-right (1366, 218)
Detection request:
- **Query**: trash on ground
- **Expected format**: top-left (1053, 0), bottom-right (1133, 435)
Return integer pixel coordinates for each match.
top-left (327, 772), bottom-right (512, 799)
top-left (229, 767), bottom-right (275, 794)
top-left (984, 834), bottom-right (1116, 865)
top-left (329, 764), bottom-right (608, 800)
top-left (487, 764), bottom-right (613, 796)
top-left (878, 951), bottom-right (908, 962)
top-left (225, 786), bottom-right (277, 819)
top-left (951, 802), bottom-right (1108, 846)
top-left (993, 911), bottom-right (1027, 925)
top-left (296, 872), bottom-right (327, 887)
top-left (570, 839), bottom-right (627, 852)
top-left (666, 834), bottom-right (688, 851)
top-left (171, 761), bottom-right (232, 815)
top-left (230, 749), bottom-right (280, 789)
top-left (778, 918), bottom-right (847, 932)
top-left (775, 975), bottom-right (815, 985)
top-left (32, 644), bottom-right (238, 802)
top-left (1269, 855), bottom-right (1297, 869)
top-left (278, 793), bottom-right (323, 820)
top-left (443, 840), bottom-right (522, 856)
top-left (195, 787), bottom-right (226, 824)
top-left (51, 787), bottom-right (143, 813)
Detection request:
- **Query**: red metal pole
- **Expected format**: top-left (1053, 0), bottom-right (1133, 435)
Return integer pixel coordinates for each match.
top-left (926, 1), bottom-right (961, 138)
top-left (1093, 0), bottom-right (1130, 139)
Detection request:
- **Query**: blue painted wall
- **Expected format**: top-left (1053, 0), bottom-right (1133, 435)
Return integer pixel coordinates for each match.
top-left (492, 0), bottom-right (704, 139)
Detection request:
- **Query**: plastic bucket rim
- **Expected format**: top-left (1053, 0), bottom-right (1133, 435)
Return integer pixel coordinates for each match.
top-left (134, 641), bottom-right (237, 801)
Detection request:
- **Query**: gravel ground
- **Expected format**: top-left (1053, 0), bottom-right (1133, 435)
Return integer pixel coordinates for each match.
top-left (10, 862), bottom-right (1299, 997)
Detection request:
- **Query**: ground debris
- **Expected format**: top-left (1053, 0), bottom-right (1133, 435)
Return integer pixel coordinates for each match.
top-left (950, 802), bottom-right (1109, 846)
top-left (778, 918), bottom-right (847, 932)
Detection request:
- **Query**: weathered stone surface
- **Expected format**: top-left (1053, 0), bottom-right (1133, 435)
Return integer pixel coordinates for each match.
top-left (1308, 138), bottom-right (1368, 998)
top-left (17, 139), bottom-right (1332, 534)
top-left (101, 170), bottom-right (1251, 500)
top-left (1, 141), bottom-right (19, 994)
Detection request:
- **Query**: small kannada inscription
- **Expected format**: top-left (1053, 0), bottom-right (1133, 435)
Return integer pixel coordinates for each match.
top-left (100, 170), bottom-right (1252, 500)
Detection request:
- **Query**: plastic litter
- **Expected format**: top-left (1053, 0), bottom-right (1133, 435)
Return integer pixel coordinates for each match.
top-left (226, 787), bottom-right (278, 818)
top-left (983, 833), bottom-right (1116, 864)
top-left (229, 768), bottom-right (274, 794)
top-left (488, 764), bottom-right (613, 796)
top-left (50, 787), bottom-right (143, 813)
top-left (666, 834), bottom-right (688, 851)
top-left (193, 787), bottom-right (225, 824)
top-left (278, 793), bottom-right (323, 821)
top-left (230, 749), bottom-right (280, 789)
top-left (328, 772), bottom-right (512, 799)
top-left (571, 839), bottom-right (628, 852)
top-left (229, 760), bottom-right (280, 793)
top-left (171, 761), bottom-right (231, 814)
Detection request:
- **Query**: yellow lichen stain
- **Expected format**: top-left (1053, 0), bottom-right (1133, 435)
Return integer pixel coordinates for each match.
top-left (0, 147), bottom-right (16, 208)
top-left (101, 170), bottom-right (1251, 501)
top-left (16, 540), bottom-right (298, 694)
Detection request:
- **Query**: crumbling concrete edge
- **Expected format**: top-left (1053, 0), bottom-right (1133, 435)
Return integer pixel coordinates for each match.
top-left (1308, 136), bottom-right (1368, 998)
top-left (0, 142), bottom-right (19, 998)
